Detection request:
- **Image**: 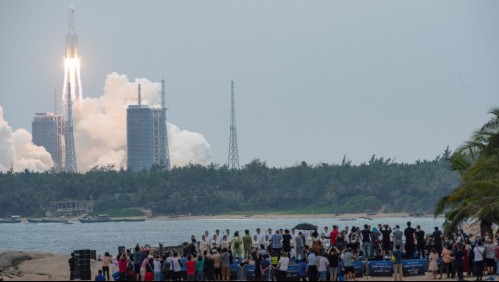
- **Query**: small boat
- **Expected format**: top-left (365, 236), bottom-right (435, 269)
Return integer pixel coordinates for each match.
top-left (358, 217), bottom-right (374, 221)
top-left (79, 214), bottom-right (112, 223)
top-left (0, 215), bottom-right (21, 224)
top-left (27, 218), bottom-right (69, 224)
top-left (338, 218), bottom-right (357, 221)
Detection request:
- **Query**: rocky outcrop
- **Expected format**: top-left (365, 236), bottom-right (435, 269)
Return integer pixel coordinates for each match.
top-left (0, 252), bottom-right (32, 271)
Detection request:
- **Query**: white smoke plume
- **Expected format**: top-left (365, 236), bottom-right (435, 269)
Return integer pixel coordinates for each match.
top-left (0, 105), bottom-right (54, 172)
top-left (73, 72), bottom-right (212, 171)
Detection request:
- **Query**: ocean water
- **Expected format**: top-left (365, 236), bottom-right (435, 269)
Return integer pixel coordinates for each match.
top-left (0, 217), bottom-right (444, 256)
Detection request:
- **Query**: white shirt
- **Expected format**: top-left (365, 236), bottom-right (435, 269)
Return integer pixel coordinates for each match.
top-left (474, 246), bottom-right (485, 262)
top-left (278, 257), bottom-right (289, 271)
top-left (257, 233), bottom-right (266, 245)
top-left (318, 256), bottom-right (330, 272)
top-left (153, 259), bottom-right (162, 272)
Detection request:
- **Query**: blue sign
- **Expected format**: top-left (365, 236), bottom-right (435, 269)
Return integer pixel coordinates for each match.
top-left (402, 259), bottom-right (426, 276)
top-left (339, 261), bottom-right (365, 277)
top-left (368, 260), bottom-right (394, 277)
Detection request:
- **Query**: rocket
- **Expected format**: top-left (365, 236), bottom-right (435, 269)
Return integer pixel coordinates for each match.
top-left (65, 4), bottom-right (78, 58)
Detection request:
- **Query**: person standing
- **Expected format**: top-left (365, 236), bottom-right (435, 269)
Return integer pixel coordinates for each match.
top-left (381, 225), bottom-right (392, 258)
top-left (428, 248), bottom-right (439, 279)
top-left (392, 226), bottom-right (403, 253)
top-left (220, 248), bottom-right (232, 281)
top-left (342, 248), bottom-right (356, 282)
top-left (295, 232), bottom-right (304, 260)
top-left (68, 253), bottom-right (77, 281)
top-left (327, 246), bottom-right (340, 282)
top-left (276, 252), bottom-right (290, 281)
top-left (453, 244), bottom-right (465, 281)
top-left (404, 221), bottom-right (416, 259)
top-left (330, 225), bottom-right (340, 248)
top-left (317, 253), bottom-right (330, 281)
top-left (185, 255), bottom-right (196, 281)
top-left (270, 230), bottom-right (283, 258)
top-left (117, 253), bottom-right (129, 281)
top-left (391, 245), bottom-right (403, 281)
top-left (473, 241), bottom-right (485, 281)
top-left (433, 227), bottom-right (443, 255)
top-left (195, 253), bottom-right (205, 282)
top-left (307, 251), bottom-right (318, 282)
top-left (415, 225), bottom-right (426, 259)
top-left (484, 238), bottom-right (497, 276)
top-left (260, 254), bottom-right (271, 282)
top-left (361, 224), bottom-right (372, 258)
top-left (282, 230), bottom-right (292, 256)
top-left (101, 252), bottom-right (112, 281)
top-left (243, 230), bottom-right (253, 259)
top-left (211, 249), bottom-right (222, 280)
top-left (231, 231), bottom-right (244, 259)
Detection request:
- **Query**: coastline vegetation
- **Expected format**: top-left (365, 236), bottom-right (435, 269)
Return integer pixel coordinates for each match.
top-left (0, 152), bottom-right (458, 218)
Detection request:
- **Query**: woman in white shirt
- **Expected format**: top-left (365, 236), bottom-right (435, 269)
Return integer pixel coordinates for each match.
top-left (277, 253), bottom-right (290, 281)
top-left (474, 241), bottom-right (485, 281)
top-left (221, 235), bottom-right (229, 250)
top-left (252, 235), bottom-right (260, 250)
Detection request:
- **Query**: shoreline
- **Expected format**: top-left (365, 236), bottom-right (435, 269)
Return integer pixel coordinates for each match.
top-left (149, 212), bottom-right (438, 221)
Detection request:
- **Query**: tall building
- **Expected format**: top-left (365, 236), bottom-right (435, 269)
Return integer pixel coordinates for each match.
top-left (127, 83), bottom-right (170, 171)
top-left (32, 113), bottom-right (66, 171)
top-left (127, 105), bottom-right (154, 171)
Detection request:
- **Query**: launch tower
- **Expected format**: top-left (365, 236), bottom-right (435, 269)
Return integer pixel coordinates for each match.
top-left (62, 4), bottom-right (80, 172)
top-left (227, 80), bottom-right (240, 169)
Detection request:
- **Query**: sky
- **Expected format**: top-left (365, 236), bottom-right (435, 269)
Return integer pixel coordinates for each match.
top-left (1, 0), bottom-right (498, 168)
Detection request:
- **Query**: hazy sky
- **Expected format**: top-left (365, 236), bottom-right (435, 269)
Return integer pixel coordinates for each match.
top-left (1, 1), bottom-right (498, 168)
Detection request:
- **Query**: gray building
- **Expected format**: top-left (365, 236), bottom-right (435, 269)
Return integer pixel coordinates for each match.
top-left (32, 113), bottom-right (66, 171)
top-left (127, 105), bottom-right (154, 171)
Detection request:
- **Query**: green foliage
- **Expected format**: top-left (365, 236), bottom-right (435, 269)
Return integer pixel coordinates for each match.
top-left (435, 108), bottom-right (499, 237)
top-left (0, 153), bottom-right (459, 217)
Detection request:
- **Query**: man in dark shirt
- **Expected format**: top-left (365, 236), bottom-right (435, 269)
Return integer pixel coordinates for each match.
top-left (433, 227), bottom-right (443, 255)
top-left (282, 229), bottom-right (292, 255)
top-left (381, 225), bottom-right (392, 258)
top-left (415, 225), bottom-right (426, 259)
top-left (360, 224), bottom-right (372, 258)
top-left (453, 244), bottom-right (465, 281)
top-left (404, 221), bottom-right (416, 259)
top-left (68, 253), bottom-right (77, 280)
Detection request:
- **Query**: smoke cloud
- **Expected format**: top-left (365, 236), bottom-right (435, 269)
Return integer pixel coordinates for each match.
top-left (73, 72), bottom-right (212, 171)
top-left (0, 105), bottom-right (54, 172)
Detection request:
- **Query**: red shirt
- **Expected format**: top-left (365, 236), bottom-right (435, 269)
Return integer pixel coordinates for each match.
top-left (118, 259), bottom-right (128, 273)
top-left (186, 260), bottom-right (196, 275)
top-left (330, 229), bottom-right (339, 246)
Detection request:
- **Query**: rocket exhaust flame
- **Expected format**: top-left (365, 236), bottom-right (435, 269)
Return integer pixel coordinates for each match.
top-left (62, 4), bottom-right (82, 104)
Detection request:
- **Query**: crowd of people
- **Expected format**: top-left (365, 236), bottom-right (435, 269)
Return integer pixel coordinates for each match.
top-left (69, 221), bottom-right (499, 281)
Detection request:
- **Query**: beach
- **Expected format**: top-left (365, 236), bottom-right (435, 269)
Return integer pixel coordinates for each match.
top-left (0, 251), bottom-right (478, 281)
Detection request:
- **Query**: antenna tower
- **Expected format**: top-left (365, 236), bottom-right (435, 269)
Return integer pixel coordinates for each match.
top-left (228, 80), bottom-right (240, 169)
top-left (160, 79), bottom-right (171, 170)
top-left (65, 82), bottom-right (77, 172)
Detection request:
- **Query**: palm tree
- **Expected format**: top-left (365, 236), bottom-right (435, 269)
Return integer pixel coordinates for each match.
top-left (435, 108), bottom-right (499, 237)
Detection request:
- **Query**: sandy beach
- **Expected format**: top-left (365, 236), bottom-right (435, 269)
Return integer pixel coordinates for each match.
top-left (0, 251), bottom-right (477, 281)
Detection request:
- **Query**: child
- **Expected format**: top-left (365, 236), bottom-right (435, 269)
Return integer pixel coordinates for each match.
top-left (94, 269), bottom-right (105, 281)
top-left (298, 258), bottom-right (307, 281)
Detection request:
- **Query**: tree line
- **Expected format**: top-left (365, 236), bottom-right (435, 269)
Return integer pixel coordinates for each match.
top-left (0, 150), bottom-right (459, 217)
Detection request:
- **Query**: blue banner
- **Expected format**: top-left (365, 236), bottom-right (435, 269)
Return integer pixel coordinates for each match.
top-left (339, 261), bottom-right (365, 277)
top-left (367, 260), bottom-right (394, 277)
top-left (402, 259), bottom-right (426, 276)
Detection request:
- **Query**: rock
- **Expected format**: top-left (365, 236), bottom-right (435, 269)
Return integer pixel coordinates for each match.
top-left (0, 252), bottom-right (32, 271)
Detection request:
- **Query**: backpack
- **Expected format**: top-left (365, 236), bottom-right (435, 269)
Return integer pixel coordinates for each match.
top-left (127, 260), bottom-right (133, 270)
top-left (234, 239), bottom-right (241, 249)
top-left (162, 260), bottom-right (171, 273)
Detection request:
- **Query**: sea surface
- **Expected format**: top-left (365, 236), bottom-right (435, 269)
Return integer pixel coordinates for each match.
top-left (0, 217), bottom-right (444, 256)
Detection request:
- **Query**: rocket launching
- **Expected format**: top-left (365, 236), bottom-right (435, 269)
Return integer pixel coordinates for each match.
top-left (62, 4), bottom-right (83, 103)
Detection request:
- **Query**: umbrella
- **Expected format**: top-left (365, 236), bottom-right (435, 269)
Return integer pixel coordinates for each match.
top-left (293, 223), bottom-right (317, 231)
